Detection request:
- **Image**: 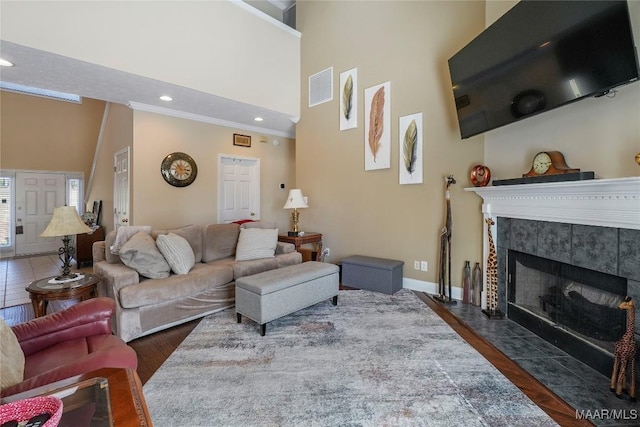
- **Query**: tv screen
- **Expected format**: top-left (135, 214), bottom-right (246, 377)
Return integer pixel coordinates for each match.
top-left (448, 0), bottom-right (640, 139)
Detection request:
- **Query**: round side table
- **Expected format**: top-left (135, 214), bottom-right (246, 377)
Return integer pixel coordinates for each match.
top-left (25, 273), bottom-right (100, 317)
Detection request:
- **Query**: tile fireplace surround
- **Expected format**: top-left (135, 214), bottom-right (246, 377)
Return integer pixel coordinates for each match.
top-left (466, 177), bottom-right (640, 332)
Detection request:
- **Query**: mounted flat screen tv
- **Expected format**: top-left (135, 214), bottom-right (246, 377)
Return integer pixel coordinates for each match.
top-left (448, 0), bottom-right (640, 139)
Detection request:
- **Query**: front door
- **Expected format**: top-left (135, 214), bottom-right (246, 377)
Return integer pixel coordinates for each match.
top-left (218, 155), bottom-right (260, 223)
top-left (15, 172), bottom-right (66, 255)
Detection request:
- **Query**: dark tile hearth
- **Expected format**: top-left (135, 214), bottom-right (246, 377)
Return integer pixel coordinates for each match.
top-left (447, 302), bottom-right (639, 427)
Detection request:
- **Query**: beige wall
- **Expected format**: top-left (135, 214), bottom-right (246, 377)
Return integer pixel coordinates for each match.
top-left (1, 93), bottom-right (295, 235)
top-left (131, 111), bottom-right (295, 231)
top-left (296, 1), bottom-right (486, 289)
top-left (484, 0), bottom-right (640, 179)
top-left (0, 91), bottom-right (104, 178)
top-left (86, 103), bottom-right (133, 233)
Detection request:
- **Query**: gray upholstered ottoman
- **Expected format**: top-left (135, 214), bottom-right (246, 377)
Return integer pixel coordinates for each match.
top-left (235, 261), bottom-right (339, 335)
top-left (341, 255), bottom-right (404, 295)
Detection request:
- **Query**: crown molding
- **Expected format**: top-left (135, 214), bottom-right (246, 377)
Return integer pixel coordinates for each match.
top-left (127, 102), bottom-right (294, 139)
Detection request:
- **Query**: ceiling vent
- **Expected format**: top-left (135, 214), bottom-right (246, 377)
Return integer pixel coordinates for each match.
top-left (309, 67), bottom-right (333, 107)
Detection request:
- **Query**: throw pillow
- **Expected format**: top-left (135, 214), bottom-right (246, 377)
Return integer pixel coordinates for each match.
top-left (152, 224), bottom-right (203, 263)
top-left (156, 233), bottom-right (195, 275)
top-left (235, 228), bottom-right (278, 261)
top-left (119, 231), bottom-right (171, 279)
top-left (110, 225), bottom-right (152, 254)
top-left (0, 317), bottom-right (24, 391)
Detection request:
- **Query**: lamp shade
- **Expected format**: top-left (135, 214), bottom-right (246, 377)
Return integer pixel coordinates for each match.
top-left (40, 206), bottom-right (92, 237)
top-left (283, 189), bottom-right (308, 209)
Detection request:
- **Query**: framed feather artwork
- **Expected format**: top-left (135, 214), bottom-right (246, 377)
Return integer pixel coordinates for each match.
top-left (364, 81), bottom-right (391, 171)
top-left (399, 113), bottom-right (423, 185)
top-left (339, 68), bottom-right (358, 131)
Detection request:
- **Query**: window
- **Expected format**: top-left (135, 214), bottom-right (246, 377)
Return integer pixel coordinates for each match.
top-left (0, 177), bottom-right (12, 247)
top-left (67, 176), bottom-right (84, 214)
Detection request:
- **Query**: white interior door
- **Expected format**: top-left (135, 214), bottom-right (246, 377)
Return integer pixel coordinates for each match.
top-left (15, 172), bottom-right (66, 255)
top-left (218, 155), bottom-right (260, 223)
top-left (114, 148), bottom-right (130, 230)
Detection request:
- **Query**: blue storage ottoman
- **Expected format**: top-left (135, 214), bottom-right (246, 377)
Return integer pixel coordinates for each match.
top-left (341, 255), bottom-right (404, 295)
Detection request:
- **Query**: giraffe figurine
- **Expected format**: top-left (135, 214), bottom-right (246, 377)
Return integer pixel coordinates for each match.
top-left (483, 218), bottom-right (500, 317)
top-left (610, 296), bottom-right (636, 402)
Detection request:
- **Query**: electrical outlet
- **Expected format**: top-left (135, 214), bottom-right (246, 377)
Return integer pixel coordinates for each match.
top-left (414, 261), bottom-right (420, 270)
top-left (420, 261), bottom-right (428, 272)
top-left (325, 248), bottom-right (330, 257)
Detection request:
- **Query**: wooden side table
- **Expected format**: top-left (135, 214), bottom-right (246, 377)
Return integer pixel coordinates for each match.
top-left (278, 232), bottom-right (323, 261)
top-left (76, 226), bottom-right (105, 268)
top-left (26, 273), bottom-right (100, 317)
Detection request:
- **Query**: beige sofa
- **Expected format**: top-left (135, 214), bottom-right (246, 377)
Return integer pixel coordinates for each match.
top-left (93, 222), bottom-right (301, 342)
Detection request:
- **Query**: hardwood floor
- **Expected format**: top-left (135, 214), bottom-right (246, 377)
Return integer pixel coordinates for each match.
top-left (128, 319), bottom-right (200, 385)
top-left (1, 290), bottom-right (593, 426)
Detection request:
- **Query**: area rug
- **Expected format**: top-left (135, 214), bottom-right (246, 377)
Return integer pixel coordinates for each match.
top-left (143, 289), bottom-right (558, 426)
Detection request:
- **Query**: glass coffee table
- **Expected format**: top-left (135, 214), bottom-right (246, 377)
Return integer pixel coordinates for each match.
top-left (1, 368), bottom-right (151, 427)
top-left (26, 273), bottom-right (100, 317)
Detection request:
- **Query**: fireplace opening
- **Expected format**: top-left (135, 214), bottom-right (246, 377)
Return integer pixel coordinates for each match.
top-left (507, 250), bottom-right (628, 375)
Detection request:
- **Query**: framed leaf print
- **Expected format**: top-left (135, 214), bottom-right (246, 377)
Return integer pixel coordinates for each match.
top-left (339, 68), bottom-right (358, 131)
top-left (399, 113), bottom-right (423, 185)
top-left (364, 81), bottom-right (391, 171)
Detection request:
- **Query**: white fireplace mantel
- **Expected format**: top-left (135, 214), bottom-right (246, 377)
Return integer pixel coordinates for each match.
top-left (465, 177), bottom-right (640, 230)
top-left (465, 177), bottom-right (639, 310)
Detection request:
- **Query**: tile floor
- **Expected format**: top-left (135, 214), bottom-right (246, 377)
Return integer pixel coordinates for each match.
top-left (448, 302), bottom-right (639, 426)
top-left (0, 254), bottom-right (84, 309)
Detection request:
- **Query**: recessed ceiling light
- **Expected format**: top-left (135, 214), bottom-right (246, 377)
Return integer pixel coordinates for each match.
top-left (254, 117), bottom-right (264, 122)
top-left (0, 58), bottom-right (14, 67)
top-left (159, 95), bottom-right (172, 101)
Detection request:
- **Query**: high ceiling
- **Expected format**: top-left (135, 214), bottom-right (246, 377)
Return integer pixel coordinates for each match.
top-left (0, 1), bottom-right (297, 138)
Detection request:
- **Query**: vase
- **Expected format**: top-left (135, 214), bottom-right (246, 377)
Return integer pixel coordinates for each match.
top-left (462, 261), bottom-right (471, 304)
top-left (470, 164), bottom-right (491, 187)
top-left (472, 262), bottom-right (482, 306)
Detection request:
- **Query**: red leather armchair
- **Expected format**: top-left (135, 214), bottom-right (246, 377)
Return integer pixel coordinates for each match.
top-left (1, 297), bottom-right (138, 397)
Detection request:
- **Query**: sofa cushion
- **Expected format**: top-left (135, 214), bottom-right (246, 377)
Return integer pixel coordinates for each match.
top-left (235, 227), bottom-right (278, 261)
top-left (119, 232), bottom-right (170, 279)
top-left (0, 318), bottom-right (24, 391)
top-left (152, 224), bottom-right (203, 263)
top-left (156, 233), bottom-right (195, 275)
top-left (118, 263), bottom-right (234, 309)
top-left (202, 223), bottom-right (240, 262)
top-left (233, 257), bottom-right (280, 279)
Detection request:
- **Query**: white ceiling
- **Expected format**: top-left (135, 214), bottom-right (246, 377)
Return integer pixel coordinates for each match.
top-left (0, 1), bottom-right (297, 138)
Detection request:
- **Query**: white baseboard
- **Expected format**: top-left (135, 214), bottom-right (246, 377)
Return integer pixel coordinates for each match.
top-left (402, 278), bottom-right (462, 301)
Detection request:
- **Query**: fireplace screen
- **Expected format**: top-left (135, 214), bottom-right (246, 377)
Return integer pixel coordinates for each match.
top-left (508, 251), bottom-right (627, 354)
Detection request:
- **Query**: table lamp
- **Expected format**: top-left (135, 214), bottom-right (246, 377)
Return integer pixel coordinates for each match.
top-left (40, 206), bottom-right (92, 280)
top-left (283, 189), bottom-right (308, 236)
